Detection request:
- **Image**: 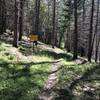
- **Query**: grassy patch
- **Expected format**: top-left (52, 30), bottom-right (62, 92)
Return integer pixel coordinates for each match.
top-left (0, 41), bottom-right (52, 100)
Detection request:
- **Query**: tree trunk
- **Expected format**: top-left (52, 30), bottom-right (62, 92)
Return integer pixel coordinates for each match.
top-left (94, 0), bottom-right (100, 62)
top-left (82, 0), bottom-right (86, 23)
top-left (0, 0), bottom-right (6, 35)
top-left (58, 32), bottom-right (63, 48)
top-left (52, 0), bottom-right (56, 48)
top-left (65, 0), bottom-right (71, 52)
top-left (35, 0), bottom-right (40, 34)
top-left (19, 0), bottom-right (24, 41)
top-left (88, 0), bottom-right (94, 62)
top-left (73, 0), bottom-right (78, 60)
top-left (13, 0), bottom-right (19, 47)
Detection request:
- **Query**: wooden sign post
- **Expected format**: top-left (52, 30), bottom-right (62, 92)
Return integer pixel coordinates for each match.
top-left (28, 34), bottom-right (38, 52)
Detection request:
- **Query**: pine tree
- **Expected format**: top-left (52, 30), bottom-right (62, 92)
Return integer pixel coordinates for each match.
top-left (88, 0), bottom-right (95, 62)
top-left (59, 0), bottom-right (72, 49)
top-left (13, 0), bottom-right (19, 47)
top-left (19, 0), bottom-right (24, 41)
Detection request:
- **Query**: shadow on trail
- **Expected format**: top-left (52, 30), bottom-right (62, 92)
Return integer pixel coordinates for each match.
top-left (69, 64), bottom-right (100, 90)
top-left (36, 50), bottom-right (72, 61)
top-left (19, 45), bottom-right (72, 61)
top-left (17, 41), bottom-right (72, 61)
top-left (54, 64), bottom-right (100, 100)
top-left (0, 59), bottom-right (51, 100)
top-left (0, 60), bottom-right (63, 79)
top-left (0, 37), bottom-right (13, 44)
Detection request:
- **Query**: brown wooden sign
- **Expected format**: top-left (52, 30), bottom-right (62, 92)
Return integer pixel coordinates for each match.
top-left (29, 34), bottom-right (38, 42)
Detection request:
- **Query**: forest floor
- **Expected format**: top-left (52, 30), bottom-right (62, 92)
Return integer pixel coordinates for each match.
top-left (0, 35), bottom-right (100, 100)
top-left (0, 36), bottom-right (65, 100)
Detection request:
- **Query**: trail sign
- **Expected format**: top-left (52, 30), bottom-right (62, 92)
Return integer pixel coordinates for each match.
top-left (29, 34), bottom-right (38, 42)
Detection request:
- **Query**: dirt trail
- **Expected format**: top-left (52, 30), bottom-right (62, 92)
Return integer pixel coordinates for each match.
top-left (8, 46), bottom-right (33, 62)
top-left (39, 60), bottom-right (62, 100)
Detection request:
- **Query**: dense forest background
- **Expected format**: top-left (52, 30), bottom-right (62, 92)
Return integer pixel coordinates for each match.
top-left (0, 0), bottom-right (100, 100)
